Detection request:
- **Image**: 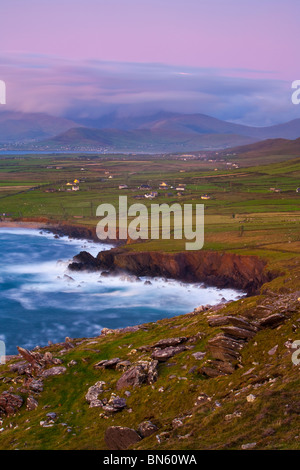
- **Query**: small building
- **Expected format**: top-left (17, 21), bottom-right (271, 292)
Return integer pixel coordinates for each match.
top-left (296, 187), bottom-right (300, 193)
top-left (270, 187), bottom-right (281, 192)
top-left (74, 179), bottom-right (79, 184)
top-left (201, 195), bottom-right (211, 200)
top-left (72, 186), bottom-right (79, 191)
top-left (176, 187), bottom-right (185, 191)
top-left (144, 191), bottom-right (158, 199)
top-left (139, 184), bottom-right (151, 190)
top-left (119, 184), bottom-right (128, 190)
top-left (159, 182), bottom-right (169, 190)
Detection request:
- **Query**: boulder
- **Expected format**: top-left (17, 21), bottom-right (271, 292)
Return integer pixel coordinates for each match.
top-left (138, 421), bottom-right (158, 438)
top-left (221, 326), bottom-right (256, 340)
top-left (17, 346), bottom-right (42, 372)
top-left (102, 396), bottom-right (127, 413)
top-left (105, 426), bottom-right (142, 450)
top-left (25, 378), bottom-right (44, 393)
top-left (41, 366), bottom-right (66, 378)
top-left (152, 337), bottom-right (188, 349)
top-left (151, 345), bottom-right (187, 362)
top-left (94, 358), bottom-right (120, 369)
top-left (192, 352), bottom-right (206, 360)
top-left (116, 361), bottom-right (158, 390)
top-left (26, 396), bottom-right (39, 411)
top-left (85, 381), bottom-right (106, 408)
top-left (9, 361), bottom-right (29, 375)
top-left (258, 313), bottom-right (286, 328)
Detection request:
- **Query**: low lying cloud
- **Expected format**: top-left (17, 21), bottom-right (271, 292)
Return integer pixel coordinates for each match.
top-left (0, 53), bottom-right (298, 126)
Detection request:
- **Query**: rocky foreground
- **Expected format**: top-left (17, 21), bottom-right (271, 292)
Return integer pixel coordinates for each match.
top-left (0, 272), bottom-right (299, 449)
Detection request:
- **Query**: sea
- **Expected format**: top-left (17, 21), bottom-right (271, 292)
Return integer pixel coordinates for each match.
top-left (0, 228), bottom-right (244, 354)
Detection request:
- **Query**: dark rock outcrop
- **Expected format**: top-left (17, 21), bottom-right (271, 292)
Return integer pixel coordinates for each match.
top-left (94, 358), bottom-right (120, 370)
top-left (69, 248), bottom-right (275, 295)
top-left (116, 361), bottom-right (158, 390)
top-left (0, 392), bottom-right (23, 416)
top-left (138, 421), bottom-right (158, 438)
top-left (105, 426), bottom-right (142, 450)
top-left (41, 366), bottom-right (66, 378)
top-left (151, 345), bottom-right (187, 362)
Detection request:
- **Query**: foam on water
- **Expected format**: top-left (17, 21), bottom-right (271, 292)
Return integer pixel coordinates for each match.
top-left (0, 228), bottom-right (244, 354)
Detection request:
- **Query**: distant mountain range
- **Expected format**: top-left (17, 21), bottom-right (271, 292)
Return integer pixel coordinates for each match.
top-left (0, 111), bottom-right (81, 143)
top-left (1, 110), bottom-right (300, 152)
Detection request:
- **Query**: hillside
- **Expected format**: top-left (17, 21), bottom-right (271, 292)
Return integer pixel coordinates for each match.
top-left (41, 127), bottom-right (255, 152)
top-left (0, 250), bottom-right (299, 450)
top-left (228, 137), bottom-right (300, 158)
top-left (220, 137), bottom-right (300, 166)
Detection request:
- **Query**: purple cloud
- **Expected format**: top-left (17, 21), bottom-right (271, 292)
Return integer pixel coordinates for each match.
top-left (0, 53), bottom-right (298, 126)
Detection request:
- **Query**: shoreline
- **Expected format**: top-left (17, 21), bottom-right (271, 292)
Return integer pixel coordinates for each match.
top-left (0, 218), bottom-right (276, 296)
top-left (0, 218), bottom-right (119, 245)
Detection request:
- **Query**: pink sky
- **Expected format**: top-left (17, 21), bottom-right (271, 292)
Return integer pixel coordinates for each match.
top-left (1, 0), bottom-right (299, 125)
top-left (2, 0), bottom-right (299, 80)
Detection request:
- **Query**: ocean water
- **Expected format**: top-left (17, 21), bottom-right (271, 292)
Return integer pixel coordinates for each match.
top-left (0, 228), bottom-right (244, 354)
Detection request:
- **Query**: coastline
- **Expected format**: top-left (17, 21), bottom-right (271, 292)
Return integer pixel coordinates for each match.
top-left (0, 218), bottom-right (119, 245)
top-left (0, 218), bottom-right (277, 295)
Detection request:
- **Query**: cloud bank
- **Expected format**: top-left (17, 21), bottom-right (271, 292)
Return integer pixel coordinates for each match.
top-left (1, 53), bottom-right (299, 126)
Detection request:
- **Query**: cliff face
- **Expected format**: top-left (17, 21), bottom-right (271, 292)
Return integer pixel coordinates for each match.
top-left (69, 248), bottom-right (276, 295)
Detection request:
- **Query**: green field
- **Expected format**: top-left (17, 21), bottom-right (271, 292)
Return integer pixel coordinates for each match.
top-left (0, 153), bottom-right (299, 258)
top-left (0, 151), bottom-right (299, 450)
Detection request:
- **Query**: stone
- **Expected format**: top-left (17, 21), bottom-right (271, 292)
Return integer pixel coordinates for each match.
top-left (268, 345), bottom-right (278, 355)
top-left (107, 396), bottom-right (127, 412)
top-left (41, 367), bottom-right (66, 378)
top-left (172, 418), bottom-right (184, 429)
top-left (0, 392), bottom-right (23, 416)
top-left (115, 360), bottom-right (132, 372)
top-left (192, 352), bottom-right (206, 360)
top-left (241, 442), bottom-right (257, 450)
top-left (152, 337), bottom-right (188, 349)
top-left (151, 345), bottom-right (187, 362)
top-left (224, 411), bottom-right (242, 421)
top-left (246, 394), bottom-right (256, 403)
top-left (209, 314), bottom-right (258, 330)
top-left (25, 378), bottom-right (44, 393)
top-left (138, 421), bottom-right (158, 437)
top-left (17, 346), bottom-right (42, 372)
top-left (258, 313), bottom-right (286, 328)
top-left (46, 412), bottom-right (57, 420)
top-left (105, 426), bottom-right (142, 450)
top-left (116, 361), bottom-right (158, 390)
top-left (85, 381), bottom-right (106, 407)
top-left (194, 393), bottom-right (211, 406)
top-left (26, 396), bottom-right (39, 411)
top-left (221, 326), bottom-right (256, 340)
top-left (67, 360), bottom-right (77, 367)
top-left (94, 358), bottom-right (120, 370)
top-left (9, 361), bottom-right (28, 375)
top-left (207, 334), bottom-right (244, 362)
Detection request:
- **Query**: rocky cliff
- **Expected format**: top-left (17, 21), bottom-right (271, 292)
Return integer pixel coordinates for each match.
top-left (69, 248), bottom-right (276, 295)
